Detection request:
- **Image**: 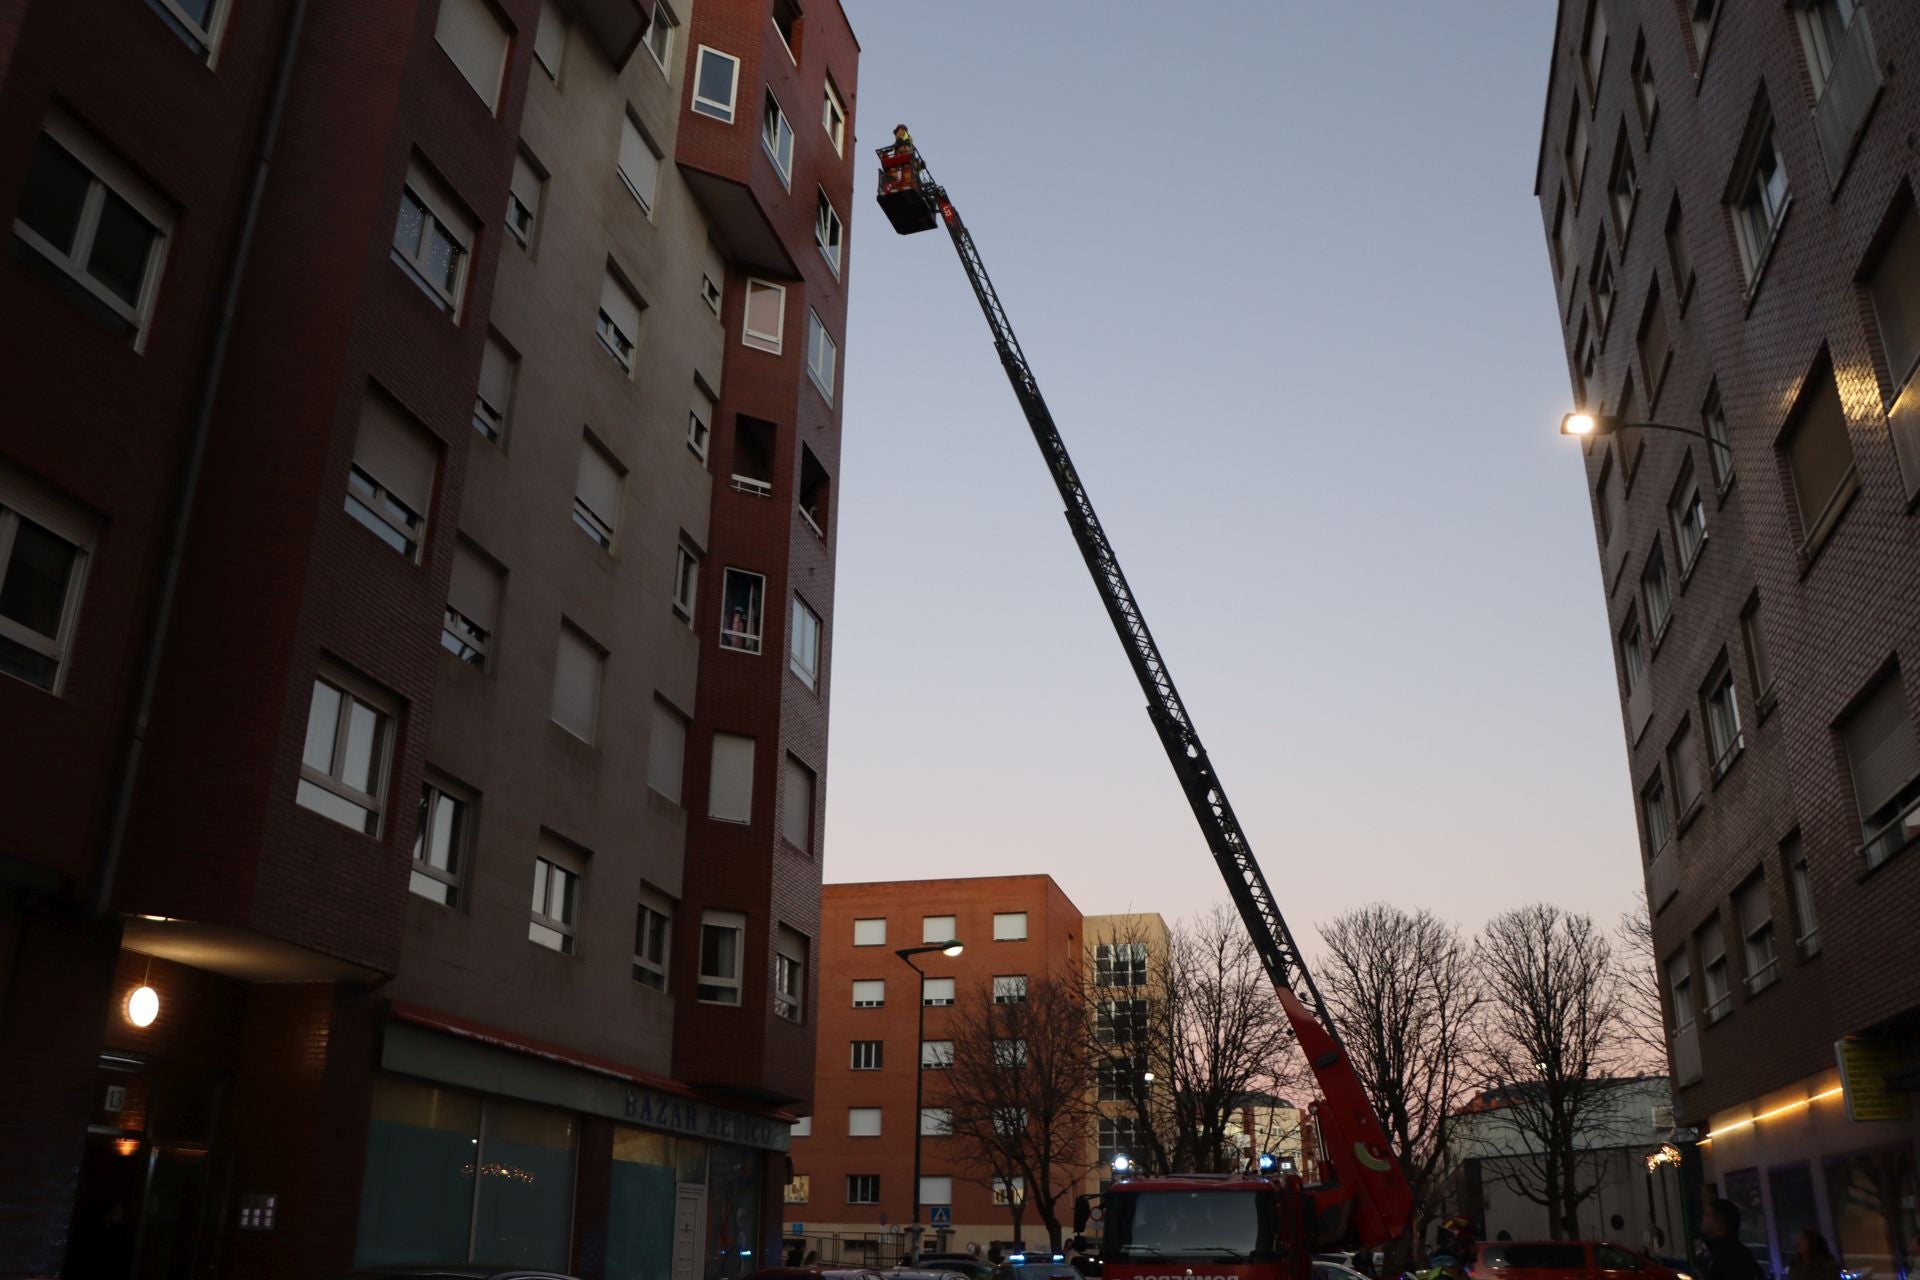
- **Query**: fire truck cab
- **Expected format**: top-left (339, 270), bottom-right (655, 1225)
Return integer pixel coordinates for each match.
top-left (1077, 1173), bottom-right (1331, 1280)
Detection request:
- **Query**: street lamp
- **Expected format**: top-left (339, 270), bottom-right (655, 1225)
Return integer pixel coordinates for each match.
top-left (1559, 411), bottom-right (1713, 443)
top-left (897, 939), bottom-right (964, 1265)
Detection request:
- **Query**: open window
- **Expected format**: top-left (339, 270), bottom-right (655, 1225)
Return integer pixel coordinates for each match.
top-left (799, 444), bottom-right (829, 538)
top-left (731, 416), bottom-right (776, 497)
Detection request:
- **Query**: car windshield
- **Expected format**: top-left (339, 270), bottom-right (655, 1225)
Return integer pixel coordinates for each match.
top-left (1110, 1190), bottom-right (1273, 1261)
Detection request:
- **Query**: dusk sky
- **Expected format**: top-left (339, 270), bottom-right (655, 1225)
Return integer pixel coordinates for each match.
top-left (820, 2), bottom-right (1632, 944)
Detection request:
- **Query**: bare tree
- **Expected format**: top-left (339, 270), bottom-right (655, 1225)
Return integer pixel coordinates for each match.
top-left (1615, 902), bottom-right (1672, 1075)
top-left (1470, 904), bottom-right (1631, 1239)
top-left (1317, 904), bottom-right (1481, 1254)
top-left (943, 974), bottom-right (1100, 1251)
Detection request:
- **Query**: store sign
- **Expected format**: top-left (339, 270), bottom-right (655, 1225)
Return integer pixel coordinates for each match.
top-left (1835, 1039), bottom-right (1914, 1123)
top-left (622, 1088), bottom-right (784, 1150)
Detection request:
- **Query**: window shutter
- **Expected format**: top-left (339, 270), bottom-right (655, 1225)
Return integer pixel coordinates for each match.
top-left (1734, 878), bottom-right (1770, 937)
top-left (919, 1176), bottom-right (952, 1205)
top-left (575, 437), bottom-right (621, 526)
top-left (853, 919), bottom-right (885, 946)
top-left (1844, 675), bottom-right (1920, 819)
top-left (479, 335), bottom-right (514, 412)
top-left (922, 915), bottom-right (955, 943)
top-left (510, 152), bottom-right (541, 217)
top-left (619, 116), bottom-right (660, 208)
top-left (852, 979), bottom-right (884, 1003)
top-left (1788, 375), bottom-right (1854, 522)
top-left (434, 0), bottom-right (508, 109)
top-left (355, 392), bottom-right (438, 518)
top-left (552, 624), bottom-right (603, 741)
top-left (1870, 205), bottom-right (1920, 386)
top-left (448, 542), bottom-right (500, 632)
top-left (709, 732), bottom-right (755, 822)
top-left (647, 699), bottom-right (687, 800)
top-left (533, 2), bottom-right (566, 74)
top-left (993, 912), bottom-right (1028, 940)
top-left (923, 977), bottom-right (955, 1003)
top-left (600, 271), bottom-right (642, 341)
top-left (782, 755), bottom-right (814, 852)
top-left (744, 280), bottom-right (784, 348)
top-left (777, 925), bottom-right (806, 964)
top-left (848, 1108), bottom-right (881, 1137)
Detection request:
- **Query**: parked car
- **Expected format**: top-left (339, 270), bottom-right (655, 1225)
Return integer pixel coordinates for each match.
top-left (749, 1269), bottom-right (888, 1280)
top-left (1472, 1241), bottom-right (1690, 1280)
top-left (1314, 1261), bottom-right (1373, 1280)
top-left (993, 1256), bottom-right (1080, 1280)
top-left (914, 1255), bottom-right (997, 1280)
top-left (342, 1268), bottom-right (578, 1280)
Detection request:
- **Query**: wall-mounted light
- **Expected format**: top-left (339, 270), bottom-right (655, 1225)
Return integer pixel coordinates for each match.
top-left (125, 984), bottom-right (159, 1028)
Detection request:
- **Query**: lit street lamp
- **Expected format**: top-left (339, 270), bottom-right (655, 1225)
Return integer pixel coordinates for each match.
top-left (897, 939), bottom-right (964, 1265)
top-left (1559, 411), bottom-right (1713, 443)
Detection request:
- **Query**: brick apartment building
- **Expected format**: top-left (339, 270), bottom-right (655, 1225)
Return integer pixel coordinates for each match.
top-left (788, 877), bottom-right (1169, 1261)
top-left (0, 0), bottom-right (857, 1276)
top-left (1536, 0), bottom-right (1919, 1272)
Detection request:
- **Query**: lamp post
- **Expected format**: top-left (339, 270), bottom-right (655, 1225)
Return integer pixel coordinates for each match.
top-left (897, 939), bottom-right (964, 1266)
top-left (1559, 411), bottom-right (1715, 444)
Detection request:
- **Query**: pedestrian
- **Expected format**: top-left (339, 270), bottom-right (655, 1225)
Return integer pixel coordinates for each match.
top-left (1700, 1199), bottom-right (1765, 1280)
top-left (1786, 1229), bottom-right (1839, 1280)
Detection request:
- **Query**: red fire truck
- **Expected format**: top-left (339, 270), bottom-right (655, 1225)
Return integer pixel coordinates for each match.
top-left (878, 132), bottom-right (1417, 1279)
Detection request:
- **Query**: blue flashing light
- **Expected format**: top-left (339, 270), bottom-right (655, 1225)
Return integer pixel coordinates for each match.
top-left (1009, 1255), bottom-right (1027, 1265)
top-left (1257, 1152), bottom-right (1277, 1172)
top-left (1052, 1256), bottom-right (1066, 1264)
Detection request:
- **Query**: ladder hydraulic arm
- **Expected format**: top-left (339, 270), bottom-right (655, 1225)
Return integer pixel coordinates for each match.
top-left (877, 133), bottom-right (1413, 1247)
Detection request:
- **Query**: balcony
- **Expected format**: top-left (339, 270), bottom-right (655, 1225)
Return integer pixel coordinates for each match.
top-left (1672, 1020), bottom-right (1702, 1087)
top-left (1813, 5), bottom-right (1884, 188)
top-left (559, 0), bottom-right (653, 71)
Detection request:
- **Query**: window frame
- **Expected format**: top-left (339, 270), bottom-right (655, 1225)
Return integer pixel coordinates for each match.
top-left (816, 189), bottom-right (844, 276)
top-left (847, 1174), bottom-right (880, 1205)
top-left (775, 926), bottom-right (806, 1023)
top-left (411, 776), bottom-right (470, 906)
top-left (994, 974), bottom-right (1029, 1004)
top-left (528, 844), bottom-right (583, 955)
top-left (790, 594), bottom-right (823, 690)
top-left (391, 163), bottom-right (473, 318)
top-left (851, 979), bottom-right (885, 1007)
top-left (761, 90), bottom-right (796, 188)
top-left (149, 0), bottom-right (234, 63)
top-left (617, 112), bottom-right (663, 216)
top-left (473, 331), bottom-right (516, 444)
top-left (742, 278), bottom-right (786, 353)
top-left (597, 269), bottom-right (643, 371)
top-left (1641, 549), bottom-right (1673, 644)
top-left (805, 310), bottom-right (837, 402)
top-left (1735, 876), bottom-right (1778, 994)
top-left (922, 914), bottom-right (956, 944)
top-left (921, 976), bottom-right (956, 1008)
top-left (1641, 772), bottom-right (1671, 856)
top-left (823, 77), bottom-right (848, 155)
top-left (1669, 461), bottom-right (1707, 576)
top-left (853, 918), bottom-right (887, 947)
top-left (297, 669), bottom-right (395, 836)
top-left (719, 567), bottom-right (766, 654)
top-left (691, 46), bottom-right (741, 122)
top-left (506, 146), bottom-right (543, 247)
top-left (1730, 112), bottom-right (1791, 290)
top-left (851, 1039), bottom-right (884, 1070)
top-left (673, 539), bottom-right (700, 622)
top-left (697, 909), bottom-right (747, 1005)
top-left (992, 911), bottom-right (1028, 941)
top-left (634, 887), bottom-right (674, 990)
top-left (0, 469), bottom-right (96, 696)
top-left (572, 435), bottom-right (622, 551)
top-left (688, 394), bottom-right (713, 463)
top-left (1704, 663), bottom-right (1744, 778)
top-left (643, 0), bottom-right (678, 75)
top-left (920, 1039), bottom-right (954, 1070)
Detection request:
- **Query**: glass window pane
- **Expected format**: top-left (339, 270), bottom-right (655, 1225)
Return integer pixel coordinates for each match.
top-left (341, 699), bottom-right (382, 793)
top-left (706, 1144), bottom-right (762, 1280)
top-left (610, 1128), bottom-right (678, 1280)
top-left (395, 191), bottom-right (428, 258)
top-left (697, 51), bottom-right (735, 110)
top-left (0, 518), bottom-right (77, 639)
top-left (532, 858), bottom-right (549, 912)
top-left (295, 778), bottom-right (374, 832)
top-left (422, 223), bottom-right (459, 294)
top-left (18, 137), bottom-right (90, 254)
top-left (427, 792), bottom-right (460, 873)
top-left (303, 681), bottom-right (342, 773)
top-left (353, 1077), bottom-right (481, 1266)
top-left (472, 1100), bottom-right (577, 1271)
top-left (86, 191), bottom-right (158, 306)
top-left (0, 634), bottom-right (59, 688)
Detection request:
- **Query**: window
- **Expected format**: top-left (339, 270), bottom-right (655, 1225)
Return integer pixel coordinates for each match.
top-left (1551, 191), bottom-right (1574, 281)
top-left (922, 915), bottom-right (956, 943)
top-left (1741, 599), bottom-right (1775, 707)
top-left (792, 1115), bottom-right (812, 1138)
top-left (1734, 875), bottom-right (1778, 993)
top-left (816, 190), bottom-right (843, 275)
top-left (597, 268), bottom-right (643, 370)
top-left (731, 418), bottom-right (776, 496)
top-left (1866, 197), bottom-right (1920, 394)
top-left (1698, 921), bottom-right (1731, 1021)
top-left (647, 698), bottom-right (688, 803)
top-left (823, 77), bottom-right (848, 154)
top-left (1595, 460), bottom-right (1619, 544)
top-left (701, 240), bottom-right (725, 317)
top-left (1591, 256), bottom-right (1615, 332)
top-left (994, 974), bottom-right (1028, 1004)
top-left (1581, 1), bottom-right (1608, 92)
top-left (551, 622), bottom-right (605, 744)
top-left (760, 91), bottom-right (795, 186)
top-left (1785, 834), bottom-right (1820, 954)
top-left (799, 445), bottom-right (830, 539)
top-left (742, 278), bottom-right (785, 353)
top-left (1637, 282), bottom-right (1670, 400)
top-left (1631, 34), bottom-right (1659, 135)
top-left (922, 977), bottom-right (956, 1007)
top-left (443, 541), bottom-right (501, 667)
top-left (994, 1177), bottom-right (1026, 1206)
top-left (0, 467), bottom-right (96, 693)
top-left (473, 332), bottom-right (516, 442)
top-left (805, 311), bottom-right (837, 401)
top-left (435, 0), bottom-right (509, 110)
top-left (1608, 129), bottom-right (1638, 234)
top-left (1096, 999), bottom-right (1148, 1045)
top-left (790, 595), bottom-right (822, 689)
top-left (1704, 664), bottom-right (1744, 777)
top-left (644, 0), bottom-right (676, 72)
top-left (917, 1175), bottom-right (954, 1207)
top-left (1689, 0), bottom-right (1720, 67)
top-left (507, 147), bottom-right (542, 247)
top-left (846, 1175), bottom-right (879, 1204)
top-left (528, 842), bottom-right (582, 953)
top-left (634, 889), bottom-right (672, 989)
top-left (853, 918), bottom-right (886, 947)
top-left (784, 1175), bottom-right (809, 1205)
top-left (692, 46), bottom-right (741, 121)
top-left (1782, 363), bottom-right (1855, 550)
top-left (1098, 1056), bottom-right (1147, 1102)
top-left (1621, 616), bottom-right (1647, 694)
top-left (851, 979), bottom-right (885, 1007)
top-left (1641, 773), bottom-right (1671, 855)
top-left (13, 113), bottom-right (172, 347)
top-left (848, 1108), bottom-right (881, 1137)
top-left (1669, 719), bottom-right (1703, 818)
top-left (1670, 464), bottom-right (1706, 575)
top-left (572, 434), bottom-right (622, 550)
top-left (533, 2), bottom-right (567, 78)
top-left (148, 0), bottom-right (232, 60)
top-left (347, 391), bottom-right (437, 562)
top-left (392, 163), bottom-right (473, 316)
top-left (920, 1107), bottom-right (951, 1136)
top-left (1797, 0), bottom-right (1860, 99)
top-left (781, 755), bottom-right (816, 854)
top-left (1666, 951), bottom-right (1694, 1029)
top-left (1098, 1116), bottom-right (1140, 1164)
top-left (412, 779), bottom-right (468, 905)
top-left (771, 0), bottom-right (801, 59)
top-left (698, 910), bottom-right (746, 1004)
top-left (992, 912), bottom-right (1028, 941)
top-left (673, 541), bottom-right (700, 621)
top-left (1665, 198), bottom-right (1694, 304)
top-left (688, 388), bottom-right (714, 462)
top-left (719, 569), bottom-right (765, 653)
top-left (1701, 381), bottom-right (1732, 490)
top-left (992, 1038), bottom-right (1028, 1067)
top-left (708, 732), bottom-right (755, 823)
top-left (1565, 98), bottom-right (1589, 199)
top-left (298, 671), bottom-right (393, 834)
top-left (1731, 111), bottom-right (1790, 286)
top-left (921, 1040), bottom-right (954, 1069)
top-left (1841, 669), bottom-right (1920, 868)
top-left (618, 114), bottom-right (661, 214)
top-left (1096, 942), bottom-right (1148, 986)
top-left (851, 1040), bottom-right (883, 1070)
top-left (1641, 550), bottom-right (1672, 641)
top-left (775, 925), bottom-right (806, 1022)
top-left (1578, 325), bottom-right (1599, 406)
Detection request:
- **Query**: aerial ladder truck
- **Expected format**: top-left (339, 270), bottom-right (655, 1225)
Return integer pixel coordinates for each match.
top-left (875, 132), bottom-right (1417, 1279)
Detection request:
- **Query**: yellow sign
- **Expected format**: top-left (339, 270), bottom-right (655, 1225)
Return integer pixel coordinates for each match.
top-left (1836, 1040), bottom-right (1914, 1123)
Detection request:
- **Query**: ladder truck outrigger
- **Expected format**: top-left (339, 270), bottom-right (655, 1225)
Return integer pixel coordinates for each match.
top-left (875, 130), bottom-right (1418, 1280)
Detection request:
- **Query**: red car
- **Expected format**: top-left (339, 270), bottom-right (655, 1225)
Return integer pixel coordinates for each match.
top-left (1471, 1242), bottom-right (1691, 1280)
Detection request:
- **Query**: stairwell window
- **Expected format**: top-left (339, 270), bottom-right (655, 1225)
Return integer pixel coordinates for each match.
top-left (1704, 664), bottom-right (1744, 778)
top-left (1735, 875), bottom-right (1778, 993)
top-left (1730, 107), bottom-right (1791, 289)
top-left (597, 268), bottom-right (644, 371)
top-left (392, 162), bottom-right (473, 317)
top-left (442, 541), bottom-right (501, 668)
top-left (149, 0), bottom-right (232, 61)
top-left (412, 778), bottom-right (468, 906)
top-left (775, 925), bottom-right (807, 1022)
top-left (473, 332), bottom-right (516, 443)
top-left (507, 148), bottom-right (543, 247)
top-left (761, 91), bottom-right (795, 188)
top-left (1641, 549), bottom-right (1672, 643)
top-left (816, 190), bottom-right (844, 276)
top-left (529, 842), bottom-right (582, 953)
top-left (692, 47), bottom-right (740, 122)
top-left (1841, 669), bottom-right (1920, 869)
top-left (1669, 462), bottom-right (1706, 576)
top-left (743, 279), bottom-right (785, 353)
top-left (298, 670), bottom-right (394, 835)
top-left (634, 889), bottom-right (672, 989)
top-left (0, 470), bottom-right (94, 694)
top-left (719, 569), bottom-right (765, 653)
top-left (806, 311), bottom-right (837, 402)
top-left (347, 390), bottom-right (438, 562)
top-left (618, 114), bottom-right (662, 215)
top-left (15, 112), bottom-right (172, 348)
top-left (698, 910), bottom-right (746, 1004)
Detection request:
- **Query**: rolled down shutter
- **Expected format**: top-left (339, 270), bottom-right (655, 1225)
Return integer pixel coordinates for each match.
top-left (709, 733), bottom-right (754, 822)
top-left (647, 700), bottom-right (687, 801)
top-left (600, 272), bottom-right (642, 340)
top-left (434, 0), bottom-right (508, 109)
top-left (1843, 673), bottom-right (1920, 820)
top-left (781, 755), bottom-right (814, 851)
top-left (479, 335), bottom-right (514, 412)
top-left (1734, 877), bottom-right (1770, 938)
top-left (619, 116), bottom-right (660, 208)
top-left (575, 437), bottom-right (621, 526)
top-left (1787, 374), bottom-right (1854, 527)
top-left (448, 542), bottom-right (500, 632)
top-left (551, 624), bottom-right (603, 742)
top-left (355, 391), bottom-right (438, 518)
top-left (510, 152), bottom-right (541, 218)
